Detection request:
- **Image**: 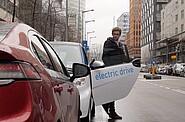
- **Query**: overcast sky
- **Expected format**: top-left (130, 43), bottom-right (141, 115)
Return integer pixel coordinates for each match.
top-left (85, 0), bottom-right (130, 46)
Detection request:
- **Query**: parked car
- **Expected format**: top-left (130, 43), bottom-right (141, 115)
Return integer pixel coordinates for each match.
top-left (180, 65), bottom-right (185, 77)
top-left (164, 64), bottom-right (173, 75)
top-left (0, 22), bottom-right (91, 122)
top-left (140, 64), bottom-right (149, 73)
top-left (50, 42), bottom-right (95, 122)
top-left (172, 63), bottom-right (185, 76)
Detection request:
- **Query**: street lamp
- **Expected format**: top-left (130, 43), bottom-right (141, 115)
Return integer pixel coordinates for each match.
top-left (85, 20), bottom-right (95, 40)
top-left (87, 31), bottom-right (95, 42)
top-left (89, 36), bottom-right (96, 47)
top-left (82, 9), bottom-right (94, 41)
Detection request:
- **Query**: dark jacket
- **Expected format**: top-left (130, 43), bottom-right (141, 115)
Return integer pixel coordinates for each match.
top-left (102, 37), bottom-right (128, 66)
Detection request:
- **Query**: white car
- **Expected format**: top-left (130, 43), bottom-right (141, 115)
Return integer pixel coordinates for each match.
top-left (50, 41), bottom-right (141, 122)
top-left (173, 63), bottom-right (185, 76)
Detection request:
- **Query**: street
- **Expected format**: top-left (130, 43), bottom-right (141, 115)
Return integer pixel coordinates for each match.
top-left (91, 73), bottom-right (185, 122)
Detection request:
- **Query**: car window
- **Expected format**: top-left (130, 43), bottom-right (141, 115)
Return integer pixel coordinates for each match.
top-left (42, 40), bottom-right (65, 74)
top-left (31, 35), bottom-right (54, 70)
top-left (52, 44), bottom-right (83, 68)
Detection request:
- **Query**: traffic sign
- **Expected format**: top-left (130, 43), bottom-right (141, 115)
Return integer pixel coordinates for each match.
top-left (85, 46), bottom-right (89, 51)
top-left (82, 40), bottom-right (87, 47)
top-left (151, 60), bottom-right (156, 65)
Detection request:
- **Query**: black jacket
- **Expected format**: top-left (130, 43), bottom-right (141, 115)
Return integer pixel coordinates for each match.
top-left (102, 37), bottom-right (128, 66)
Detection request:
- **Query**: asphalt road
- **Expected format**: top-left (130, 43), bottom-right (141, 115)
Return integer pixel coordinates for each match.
top-left (91, 73), bottom-right (185, 122)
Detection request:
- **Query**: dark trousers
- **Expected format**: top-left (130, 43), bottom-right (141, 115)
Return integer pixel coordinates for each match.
top-left (102, 101), bottom-right (115, 114)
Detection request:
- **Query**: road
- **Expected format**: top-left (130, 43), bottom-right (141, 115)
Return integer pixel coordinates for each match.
top-left (91, 73), bottom-right (185, 122)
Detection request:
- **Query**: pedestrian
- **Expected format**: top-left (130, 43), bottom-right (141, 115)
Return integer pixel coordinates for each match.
top-left (102, 27), bottom-right (127, 119)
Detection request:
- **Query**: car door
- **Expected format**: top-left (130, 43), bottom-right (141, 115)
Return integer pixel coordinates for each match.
top-left (91, 59), bottom-right (141, 106)
top-left (29, 34), bottom-right (63, 121)
top-left (41, 39), bottom-right (80, 122)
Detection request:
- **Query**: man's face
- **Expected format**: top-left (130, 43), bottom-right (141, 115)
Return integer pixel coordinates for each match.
top-left (112, 31), bottom-right (120, 41)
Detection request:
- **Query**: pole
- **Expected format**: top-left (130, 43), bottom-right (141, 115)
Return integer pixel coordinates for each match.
top-left (82, 12), bottom-right (84, 42)
top-left (166, 39), bottom-right (168, 64)
top-left (66, 0), bottom-right (68, 41)
top-left (78, 0), bottom-right (81, 43)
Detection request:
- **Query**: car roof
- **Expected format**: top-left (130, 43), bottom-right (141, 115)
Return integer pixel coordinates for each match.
top-left (50, 41), bottom-right (82, 46)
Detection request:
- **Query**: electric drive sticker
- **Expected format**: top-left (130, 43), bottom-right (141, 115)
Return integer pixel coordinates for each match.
top-left (95, 67), bottom-right (134, 80)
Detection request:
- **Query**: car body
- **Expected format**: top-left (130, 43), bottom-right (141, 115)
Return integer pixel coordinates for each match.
top-left (180, 65), bottom-right (185, 77)
top-left (172, 63), bottom-right (185, 76)
top-left (0, 22), bottom-right (90, 122)
top-left (164, 64), bottom-right (173, 75)
top-left (140, 64), bottom-right (149, 73)
top-left (50, 42), bottom-right (94, 121)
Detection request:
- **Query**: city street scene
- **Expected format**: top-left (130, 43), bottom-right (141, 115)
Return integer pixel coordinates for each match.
top-left (0, 0), bottom-right (185, 122)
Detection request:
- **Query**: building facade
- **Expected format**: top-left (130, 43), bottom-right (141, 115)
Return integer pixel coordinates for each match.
top-left (125, 0), bottom-right (141, 59)
top-left (0, 0), bottom-right (19, 22)
top-left (156, 0), bottom-right (185, 64)
top-left (64, 0), bottom-right (85, 42)
top-left (117, 12), bottom-right (130, 42)
top-left (141, 0), bottom-right (170, 64)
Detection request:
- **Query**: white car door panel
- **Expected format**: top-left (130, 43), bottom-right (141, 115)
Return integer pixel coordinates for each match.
top-left (91, 60), bottom-right (140, 106)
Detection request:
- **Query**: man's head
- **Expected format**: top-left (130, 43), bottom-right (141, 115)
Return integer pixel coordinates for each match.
top-left (112, 27), bottom-right (121, 41)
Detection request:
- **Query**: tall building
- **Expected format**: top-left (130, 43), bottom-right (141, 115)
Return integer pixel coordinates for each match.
top-left (126, 0), bottom-right (141, 59)
top-left (156, 0), bottom-right (185, 64)
top-left (117, 12), bottom-right (130, 42)
top-left (64, 0), bottom-right (85, 42)
top-left (141, 0), bottom-right (170, 64)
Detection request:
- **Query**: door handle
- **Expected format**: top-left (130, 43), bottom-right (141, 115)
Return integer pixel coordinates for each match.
top-left (67, 87), bottom-right (74, 94)
top-left (54, 85), bottom-right (63, 93)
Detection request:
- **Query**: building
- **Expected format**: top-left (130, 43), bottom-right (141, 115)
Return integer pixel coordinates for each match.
top-left (125, 0), bottom-right (141, 59)
top-left (117, 12), bottom-right (130, 42)
top-left (0, 0), bottom-right (19, 22)
top-left (156, 0), bottom-right (185, 64)
top-left (141, 0), bottom-right (170, 64)
top-left (63, 0), bottom-right (86, 42)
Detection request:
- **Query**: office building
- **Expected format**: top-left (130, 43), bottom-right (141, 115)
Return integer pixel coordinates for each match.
top-left (117, 12), bottom-right (129, 42)
top-left (156, 0), bottom-right (185, 63)
top-left (125, 0), bottom-right (141, 59)
top-left (141, 0), bottom-right (170, 64)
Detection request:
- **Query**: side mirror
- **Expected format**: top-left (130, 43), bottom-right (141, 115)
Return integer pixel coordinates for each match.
top-left (71, 63), bottom-right (90, 79)
top-left (90, 60), bottom-right (105, 70)
top-left (132, 58), bottom-right (141, 67)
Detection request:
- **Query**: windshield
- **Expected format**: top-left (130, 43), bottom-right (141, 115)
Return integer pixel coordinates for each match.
top-left (52, 44), bottom-right (83, 68)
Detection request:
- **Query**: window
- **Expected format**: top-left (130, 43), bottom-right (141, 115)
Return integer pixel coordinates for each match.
top-left (162, 23), bottom-right (164, 30)
top-left (175, 14), bottom-right (178, 21)
top-left (162, 12), bottom-right (165, 19)
top-left (181, 10), bottom-right (184, 19)
top-left (175, 27), bottom-right (178, 34)
top-left (182, 0), bottom-right (184, 4)
top-left (181, 24), bottom-right (184, 32)
top-left (31, 36), bottom-right (54, 70)
top-left (42, 40), bottom-right (65, 74)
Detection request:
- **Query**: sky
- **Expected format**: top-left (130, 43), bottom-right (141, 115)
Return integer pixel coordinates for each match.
top-left (85, 0), bottom-right (130, 46)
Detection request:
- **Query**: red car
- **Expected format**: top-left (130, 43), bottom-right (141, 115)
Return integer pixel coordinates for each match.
top-left (0, 22), bottom-right (90, 122)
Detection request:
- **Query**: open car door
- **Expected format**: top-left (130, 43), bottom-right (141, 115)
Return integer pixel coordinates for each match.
top-left (91, 58), bottom-right (140, 106)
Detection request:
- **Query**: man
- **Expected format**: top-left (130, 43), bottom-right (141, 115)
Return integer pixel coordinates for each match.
top-left (102, 27), bottom-right (126, 119)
